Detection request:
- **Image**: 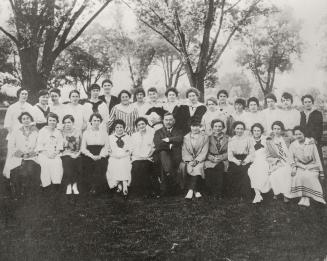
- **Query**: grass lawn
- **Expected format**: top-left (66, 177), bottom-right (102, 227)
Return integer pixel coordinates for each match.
top-left (0, 192), bottom-right (326, 260)
top-left (0, 129), bottom-right (327, 260)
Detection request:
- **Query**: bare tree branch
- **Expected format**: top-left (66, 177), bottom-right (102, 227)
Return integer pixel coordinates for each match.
top-left (55, 0), bottom-right (114, 55)
top-left (0, 26), bottom-right (18, 44)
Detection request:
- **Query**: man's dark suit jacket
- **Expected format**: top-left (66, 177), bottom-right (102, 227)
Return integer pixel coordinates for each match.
top-left (300, 110), bottom-right (323, 144)
top-left (153, 126), bottom-right (183, 165)
top-left (99, 95), bottom-right (119, 114)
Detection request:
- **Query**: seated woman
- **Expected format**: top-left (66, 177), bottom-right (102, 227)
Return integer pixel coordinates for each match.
top-left (106, 119), bottom-right (132, 198)
top-left (61, 114), bottom-right (82, 195)
top-left (182, 118), bottom-right (209, 200)
top-left (266, 121), bottom-right (294, 202)
top-left (227, 121), bottom-right (254, 199)
top-left (130, 117), bottom-right (156, 197)
top-left (36, 112), bottom-right (64, 192)
top-left (81, 113), bottom-right (109, 194)
top-left (289, 126), bottom-right (326, 207)
top-left (248, 123), bottom-right (271, 204)
top-left (4, 112), bottom-right (39, 198)
top-left (204, 119), bottom-right (229, 199)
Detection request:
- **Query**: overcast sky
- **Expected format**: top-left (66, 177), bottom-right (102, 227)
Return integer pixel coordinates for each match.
top-left (1, 0), bottom-right (327, 95)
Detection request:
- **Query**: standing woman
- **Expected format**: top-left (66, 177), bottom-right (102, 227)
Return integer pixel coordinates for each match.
top-left (4, 88), bottom-right (35, 139)
top-left (106, 119), bottom-right (132, 198)
top-left (4, 112), bottom-right (39, 198)
top-left (83, 84), bottom-right (109, 131)
top-left (36, 112), bottom-right (64, 192)
top-left (130, 117), bottom-right (156, 196)
top-left (227, 121), bottom-right (255, 199)
top-left (244, 97), bottom-right (265, 134)
top-left (300, 94), bottom-right (324, 163)
top-left (217, 90), bottom-right (234, 116)
top-left (289, 126), bottom-right (326, 207)
top-left (34, 89), bottom-right (50, 130)
top-left (61, 115), bottom-right (82, 195)
top-left (201, 97), bottom-right (226, 135)
top-left (65, 90), bottom-right (85, 132)
top-left (204, 119), bottom-right (229, 199)
top-left (266, 121), bottom-right (294, 202)
top-left (145, 87), bottom-right (167, 130)
top-left (163, 88), bottom-right (180, 114)
top-left (231, 98), bottom-right (247, 123)
top-left (174, 88), bottom-right (207, 135)
top-left (108, 90), bottom-right (139, 135)
top-left (132, 88), bottom-right (150, 117)
top-left (182, 119), bottom-right (209, 199)
top-left (248, 123), bottom-right (270, 204)
top-left (81, 113), bottom-right (109, 194)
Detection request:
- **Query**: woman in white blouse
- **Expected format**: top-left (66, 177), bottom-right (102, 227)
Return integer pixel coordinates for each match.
top-left (65, 90), bottom-right (86, 132)
top-left (4, 88), bottom-right (35, 139)
top-left (82, 84), bottom-right (109, 132)
top-left (36, 112), bottom-right (64, 192)
top-left (163, 88), bottom-right (180, 114)
top-left (266, 121), bottom-right (294, 202)
top-left (132, 88), bottom-right (150, 117)
top-left (244, 97), bottom-right (265, 134)
top-left (130, 117), bottom-right (156, 196)
top-left (106, 119), bottom-right (132, 198)
top-left (201, 97), bottom-right (226, 135)
top-left (227, 121), bottom-right (255, 199)
top-left (81, 113), bottom-right (109, 195)
top-left (4, 112), bottom-right (40, 198)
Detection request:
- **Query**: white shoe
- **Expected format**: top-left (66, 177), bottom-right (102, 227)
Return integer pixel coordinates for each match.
top-left (303, 197), bottom-right (310, 207)
top-left (252, 194), bottom-right (263, 204)
top-left (66, 185), bottom-right (72, 195)
top-left (72, 183), bottom-right (79, 195)
top-left (185, 190), bottom-right (193, 199)
top-left (298, 197), bottom-right (305, 206)
top-left (195, 192), bottom-right (202, 198)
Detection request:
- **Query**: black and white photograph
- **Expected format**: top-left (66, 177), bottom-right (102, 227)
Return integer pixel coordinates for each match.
top-left (0, 0), bottom-right (327, 260)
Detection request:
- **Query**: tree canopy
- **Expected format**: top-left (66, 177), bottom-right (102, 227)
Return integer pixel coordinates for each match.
top-left (236, 7), bottom-right (303, 96)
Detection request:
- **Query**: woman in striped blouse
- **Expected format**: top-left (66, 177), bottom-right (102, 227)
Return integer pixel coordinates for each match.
top-left (108, 90), bottom-right (139, 135)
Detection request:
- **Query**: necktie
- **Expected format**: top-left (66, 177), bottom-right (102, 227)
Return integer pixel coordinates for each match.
top-left (276, 141), bottom-right (287, 161)
top-left (116, 135), bottom-right (125, 148)
top-left (254, 140), bottom-right (264, 150)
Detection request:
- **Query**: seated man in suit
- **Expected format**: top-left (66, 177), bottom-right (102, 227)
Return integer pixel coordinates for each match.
top-left (154, 112), bottom-right (183, 196)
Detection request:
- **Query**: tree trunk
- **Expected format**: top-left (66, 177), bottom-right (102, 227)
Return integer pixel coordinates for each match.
top-left (19, 48), bottom-right (45, 103)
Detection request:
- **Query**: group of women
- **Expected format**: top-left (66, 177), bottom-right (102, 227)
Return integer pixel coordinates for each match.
top-left (2, 81), bottom-right (326, 207)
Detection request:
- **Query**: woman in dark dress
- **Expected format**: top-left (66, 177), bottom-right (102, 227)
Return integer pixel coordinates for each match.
top-left (227, 121), bottom-right (255, 199)
top-left (174, 88), bottom-right (207, 135)
top-left (300, 94), bottom-right (324, 162)
top-left (204, 119), bottom-right (229, 199)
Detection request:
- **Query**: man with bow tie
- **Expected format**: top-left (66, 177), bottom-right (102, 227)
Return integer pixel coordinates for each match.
top-left (154, 112), bottom-right (183, 196)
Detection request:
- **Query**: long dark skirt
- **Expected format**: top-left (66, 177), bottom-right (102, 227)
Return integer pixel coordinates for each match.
top-left (10, 160), bottom-right (40, 197)
top-left (81, 145), bottom-right (108, 194)
top-left (185, 174), bottom-right (201, 191)
top-left (61, 155), bottom-right (81, 186)
top-left (205, 162), bottom-right (225, 197)
top-left (227, 162), bottom-right (252, 199)
top-left (131, 160), bottom-right (158, 196)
